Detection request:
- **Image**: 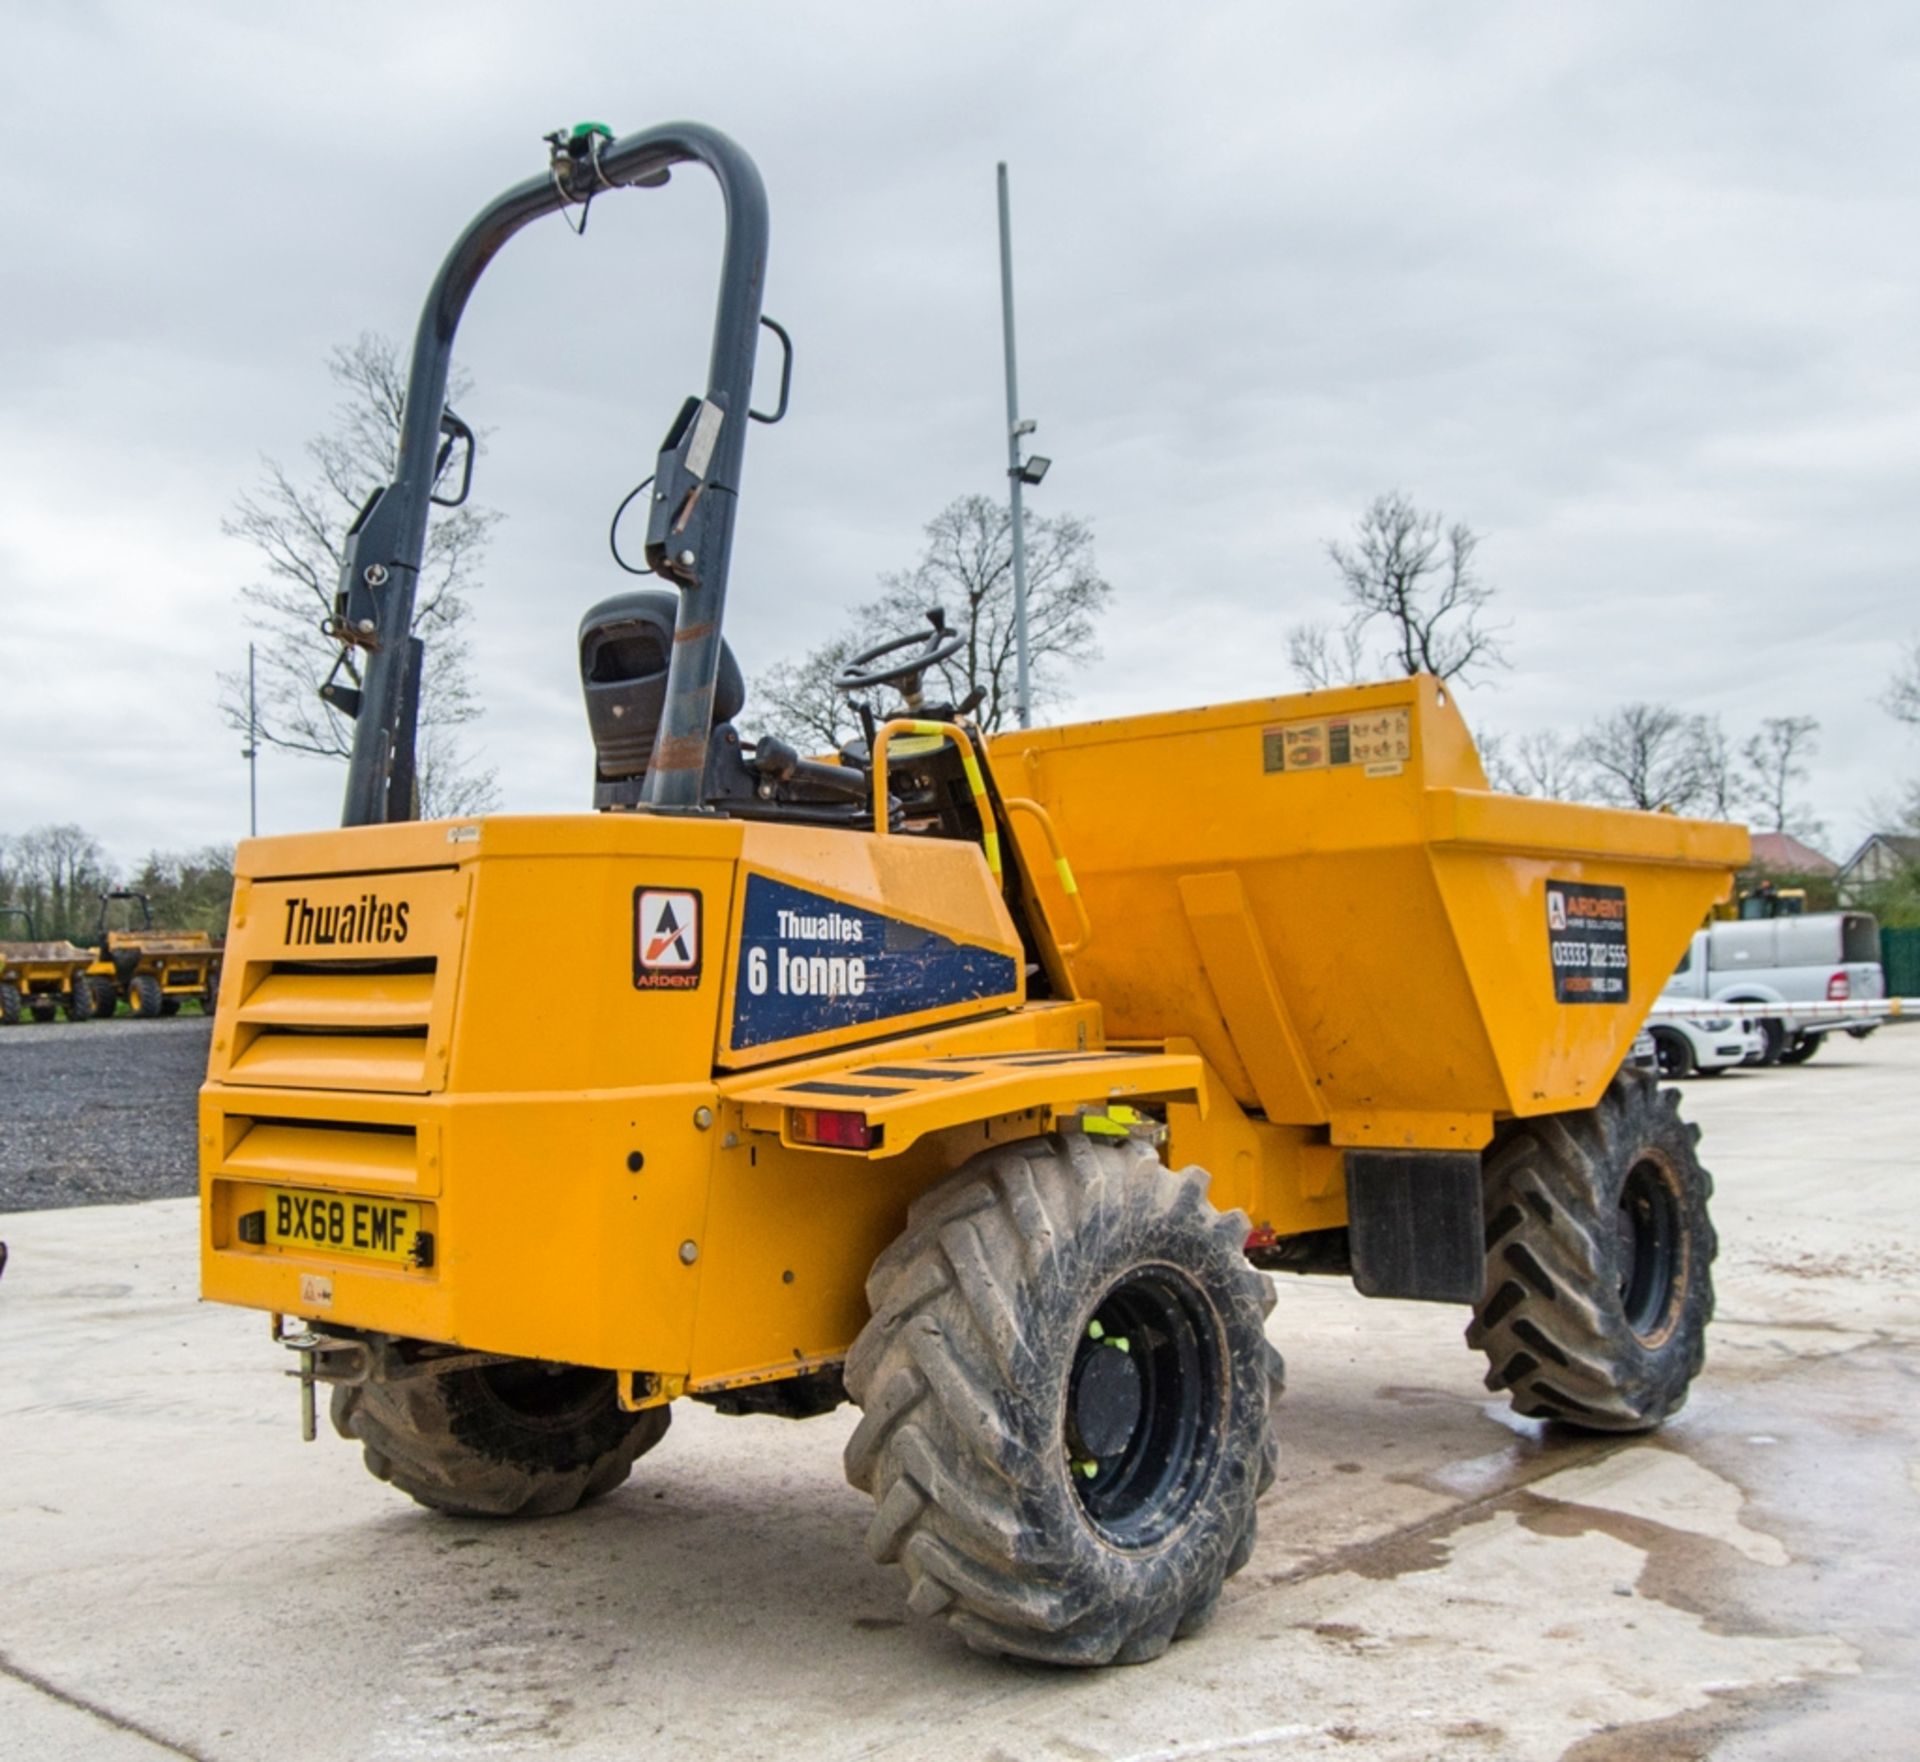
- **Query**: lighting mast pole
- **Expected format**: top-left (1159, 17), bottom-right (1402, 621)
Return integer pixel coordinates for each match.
top-left (996, 161), bottom-right (1033, 730)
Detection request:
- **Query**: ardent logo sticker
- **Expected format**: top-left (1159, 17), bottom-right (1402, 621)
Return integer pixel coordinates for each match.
top-left (634, 888), bottom-right (702, 990)
top-left (282, 893), bottom-right (411, 947)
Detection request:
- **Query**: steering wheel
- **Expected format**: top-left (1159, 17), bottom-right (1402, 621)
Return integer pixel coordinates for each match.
top-left (833, 609), bottom-right (966, 696)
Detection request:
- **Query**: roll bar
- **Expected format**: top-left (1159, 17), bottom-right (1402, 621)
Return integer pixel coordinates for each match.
top-left (334, 122), bottom-right (769, 826)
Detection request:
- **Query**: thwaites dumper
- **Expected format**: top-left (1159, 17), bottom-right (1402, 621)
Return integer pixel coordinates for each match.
top-left (0, 908), bottom-right (96, 1024)
top-left (88, 890), bottom-right (221, 1020)
top-left (200, 122), bottom-right (1748, 1666)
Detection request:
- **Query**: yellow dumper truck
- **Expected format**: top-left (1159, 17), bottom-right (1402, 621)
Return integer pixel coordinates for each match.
top-left (199, 122), bottom-right (1747, 1665)
top-left (0, 909), bottom-right (96, 1023)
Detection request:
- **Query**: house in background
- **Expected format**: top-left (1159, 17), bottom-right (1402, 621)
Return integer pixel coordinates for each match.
top-left (1747, 831), bottom-right (1839, 879)
top-left (1838, 832), bottom-right (1920, 903)
top-left (1741, 830), bottom-right (1840, 911)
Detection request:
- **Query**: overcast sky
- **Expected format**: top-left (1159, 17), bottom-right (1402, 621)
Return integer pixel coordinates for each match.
top-left (3, 2), bottom-right (1916, 869)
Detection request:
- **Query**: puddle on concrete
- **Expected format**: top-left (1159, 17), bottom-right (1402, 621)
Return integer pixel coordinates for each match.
top-left (1529, 1448), bottom-right (1788, 1568)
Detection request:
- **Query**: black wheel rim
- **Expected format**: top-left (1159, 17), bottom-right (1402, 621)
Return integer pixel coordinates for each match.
top-left (1616, 1157), bottom-right (1684, 1342)
top-left (1065, 1268), bottom-right (1223, 1550)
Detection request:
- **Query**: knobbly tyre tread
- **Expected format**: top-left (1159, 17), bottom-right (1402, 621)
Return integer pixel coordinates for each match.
top-left (129, 973), bottom-right (164, 1018)
top-left (90, 978), bottom-right (119, 1019)
top-left (843, 1133), bottom-right (1284, 1666)
top-left (1468, 1067), bottom-right (1716, 1431)
top-left (332, 1362), bottom-right (670, 1518)
top-left (0, 983), bottom-right (22, 1026)
top-left (63, 975), bottom-right (94, 1021)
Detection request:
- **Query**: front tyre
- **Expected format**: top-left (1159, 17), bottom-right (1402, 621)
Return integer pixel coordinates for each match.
top-left (332, 1360), bottom-right (670, 1518)
top-left (1469, 1069), bottom-right (1715, 1431)
top-left (129, 974), bottom-right (163, 1018)
top-left (1650, 1027), bottom-right (1694, 1079)
top-left (843, 1134), bottom-right (1283, 1666)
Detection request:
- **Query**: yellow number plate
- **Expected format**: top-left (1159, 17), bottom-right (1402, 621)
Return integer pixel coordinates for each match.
top-left (264, 1187), bottom-right (423, 1265)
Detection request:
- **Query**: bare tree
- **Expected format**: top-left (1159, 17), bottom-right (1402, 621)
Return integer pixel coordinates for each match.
top-left (1482, 727), bottom-right (1589, 800)
top-left (220, 333), bottom-right (502, 817)
top-left (750, 637), bottom-right (862, 751)
top-left (1739, 716), bottom-right (1822, 837)
top-left (4, 824), bottom-right (115, 942)
top-left (1285, 621), bottom-right (1368, 692)
top-left (1289, 491), bottom-right (1507, 689)
top-left (1694, 717), bottom-right (1737, 819)
top-left (752, 495), bottom-right (1112, 743)
top-left (1575, 703), bottom-right (1717, 813)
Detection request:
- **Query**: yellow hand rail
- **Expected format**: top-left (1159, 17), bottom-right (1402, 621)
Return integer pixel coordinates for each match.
top-left (1004, 796), bottom-right (1094, 956)
top-left (869, 719), bottom-right (1002, 884)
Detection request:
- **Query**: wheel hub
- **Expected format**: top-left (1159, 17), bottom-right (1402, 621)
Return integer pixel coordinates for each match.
top-left (1067, 1334), bottom-right (1143, 1460)
top-left (1065, 1271), bottom-right (1223, 1550)
top-left (1616, 1156), bottom-right (1683, 1342)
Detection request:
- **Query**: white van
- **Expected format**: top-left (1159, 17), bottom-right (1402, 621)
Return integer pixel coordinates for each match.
top-left (1665, 911), bottom-right (1886, 1064)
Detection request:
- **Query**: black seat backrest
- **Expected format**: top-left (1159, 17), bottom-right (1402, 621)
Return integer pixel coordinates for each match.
top-left (580, 590), bottom-right (745, 805)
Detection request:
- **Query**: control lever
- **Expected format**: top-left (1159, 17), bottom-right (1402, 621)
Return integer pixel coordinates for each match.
top-left (748, 736), bottom-right (870, 802)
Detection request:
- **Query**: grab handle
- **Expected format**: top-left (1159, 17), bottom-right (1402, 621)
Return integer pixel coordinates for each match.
top-left (1003, 797), bottom-right (1092, 956)
top-left (869, 719), bottom-right (1001, 884)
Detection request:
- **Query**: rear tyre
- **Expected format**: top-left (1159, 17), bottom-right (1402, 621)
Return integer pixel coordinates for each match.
top-left (1469, 1069), bottom-right (1715, 1432)
top-left (1754, 1018), bottom-right (1787, 1066)
top-left (200, 968), bottom-right (221, 1015)
top-left (0, 983), bottom-right (21, 1026)
top-left (158, 997), bottom-right (181, 1017)
top-left (129, 974), bottom-right (163, 1018)
top-left (64, 977), bottom-right (94, 1022)
top-left (90, 978), bottom-right (119, 1019)
top-left (1778, 1034), bottom-right (1821, 1066)
top-left (843, 1133), bottom-right (1283, 1666)
top-left (332, 1361), bottom-right (670, 1518)
top-left (30, 999), bottom-right (56, 1023)
top-left (1650, 1027), bottom-right (1694, 1079)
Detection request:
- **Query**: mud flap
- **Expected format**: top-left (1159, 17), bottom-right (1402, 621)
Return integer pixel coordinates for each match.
top-left (1345, 1150), bottom-right (1484, 1303)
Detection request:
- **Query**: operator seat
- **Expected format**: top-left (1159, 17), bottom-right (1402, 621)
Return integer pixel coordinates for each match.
top-left (580, 590), bottom-right (745, 808)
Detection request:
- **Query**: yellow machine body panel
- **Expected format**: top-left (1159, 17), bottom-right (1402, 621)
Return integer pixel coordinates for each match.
top-left (200, 679), bottom-right (1746, 1393)
top-left (201, 812), bottom-right (1066, 1386)
top-left (0, 939), bottom-right (95, 1000)
top-left (991, 675), bottom-right (1748, 1149)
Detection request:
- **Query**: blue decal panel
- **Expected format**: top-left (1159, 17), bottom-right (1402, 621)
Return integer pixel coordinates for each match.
top-left (730, 874), bottom-right (1018, 1050)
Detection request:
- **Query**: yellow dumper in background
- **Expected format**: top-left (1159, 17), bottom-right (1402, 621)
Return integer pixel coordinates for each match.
top-left (198, 122), bottom-right (1747, 1667)
top-left (0, 908), bottom-right (96, 1024)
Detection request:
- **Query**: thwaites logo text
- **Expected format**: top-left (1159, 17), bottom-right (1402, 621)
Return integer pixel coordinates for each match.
top-left (282, 893), bottom-right (411, 948)
top-left (634, 888), bottom-right (702, 991)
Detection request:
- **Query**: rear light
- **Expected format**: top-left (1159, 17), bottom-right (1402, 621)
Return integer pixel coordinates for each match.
top-left (789, 1108), bottom-right (881, 1151)
top-left (1828, 973), bottom-right (1850, 1001)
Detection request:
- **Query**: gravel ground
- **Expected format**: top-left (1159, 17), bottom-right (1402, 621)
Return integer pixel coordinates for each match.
top-left (0, 1016), bottom-right (211, 1212)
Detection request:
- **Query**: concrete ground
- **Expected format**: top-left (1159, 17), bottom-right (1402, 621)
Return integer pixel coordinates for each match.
top-left (1, 1034), bottom-right (1915, 1761)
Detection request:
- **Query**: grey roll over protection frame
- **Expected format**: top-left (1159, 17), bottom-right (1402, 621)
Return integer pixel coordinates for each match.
top-left (331, 122), bottom-right (769, 827)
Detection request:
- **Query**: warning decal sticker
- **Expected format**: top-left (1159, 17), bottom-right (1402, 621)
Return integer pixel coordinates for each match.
top-left (634, 888), bottom-right (703, 990)
top-left (1263, 706), bottom-right (1411, 777)
top-left (1547, 880), bottom-right (1628, 1004)
top-left (730, 874), bottom-right (1019, 1050)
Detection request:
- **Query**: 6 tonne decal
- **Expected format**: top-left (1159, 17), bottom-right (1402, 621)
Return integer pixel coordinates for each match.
top-left (1547, 881), bottom-right (1629, 1003)
top-left (730, 874), bottom-right (1018, 1049)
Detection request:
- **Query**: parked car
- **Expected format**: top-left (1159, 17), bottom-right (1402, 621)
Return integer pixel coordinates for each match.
top-left (1665, 911), bottom-right (1886, 1064)
top-left (1645, 1009), bottom-right (1765, 1078)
